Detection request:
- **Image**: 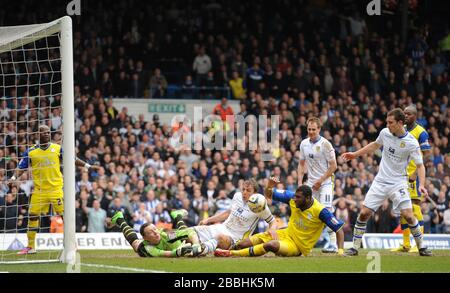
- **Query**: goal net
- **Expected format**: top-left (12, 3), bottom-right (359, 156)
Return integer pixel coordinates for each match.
top-left (0, 16), bottom-right (76, 264)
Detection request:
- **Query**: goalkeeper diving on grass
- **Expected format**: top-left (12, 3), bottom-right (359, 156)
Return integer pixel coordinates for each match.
top-left (215, 177), bottom-right (345, 257)
top-left (111, 209), bottom-right (202, 257)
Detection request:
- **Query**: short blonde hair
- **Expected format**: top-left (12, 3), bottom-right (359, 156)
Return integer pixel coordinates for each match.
top-left (306, 117), bottom-right (321, 128)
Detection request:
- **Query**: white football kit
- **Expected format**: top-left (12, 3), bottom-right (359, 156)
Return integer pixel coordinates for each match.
top-left (194, 192), bottom-right (275, 243)
top-left (299, 136), bottom-right (336, 208)
top-left (364, 128), bottom-right (423, 213)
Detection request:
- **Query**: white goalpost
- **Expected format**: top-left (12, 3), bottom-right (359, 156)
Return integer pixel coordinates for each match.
top-left (0, 16), bottom-right (76, 264)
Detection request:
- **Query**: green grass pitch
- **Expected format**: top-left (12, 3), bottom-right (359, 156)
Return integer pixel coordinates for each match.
top-left (2, 249), bottom-right (450, 273)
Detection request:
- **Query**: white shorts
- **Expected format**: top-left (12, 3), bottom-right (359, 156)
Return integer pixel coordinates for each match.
top-left (194, 224), bottom-right (240, 243)
top-left (308, 183), bottom-right (333, 209)
top-left (364, 180), bottom-right (412, 214)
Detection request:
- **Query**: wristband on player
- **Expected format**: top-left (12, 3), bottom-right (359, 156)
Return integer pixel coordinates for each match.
top-left (84, 163), bottom-right (92, 170)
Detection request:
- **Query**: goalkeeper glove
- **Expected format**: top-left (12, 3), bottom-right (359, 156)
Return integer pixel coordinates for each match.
top-left (191, 243), bottom-right (204, 257)
top-left (175, 243), bottom-right (193, 257)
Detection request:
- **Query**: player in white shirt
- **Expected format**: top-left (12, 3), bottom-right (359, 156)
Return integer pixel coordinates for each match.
top-left (194, 178), bottom-right (277, 255)
top-left (298, 117), bottom-right (338, 252)
top-left (342, 108), bottom-right (432, 256)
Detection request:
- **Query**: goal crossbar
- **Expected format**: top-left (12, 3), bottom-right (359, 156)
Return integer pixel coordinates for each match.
top-left (0, 18), bottom-right (62, 54)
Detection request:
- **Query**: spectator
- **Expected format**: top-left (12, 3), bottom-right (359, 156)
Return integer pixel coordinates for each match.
top-left (213, 190), bottom-right (232, 215)
top-left (144, 190), bottom-right (160, 214)
top-left (193, 47), bottom-right (212, 86)
top-left (374, 200), bottom-right (397, 233)
top-left (107, 197), bottom-right (133, 231)
top-left (133, 202), bottom-right (152, 232)
top-left (229, 71), bottom-right (246, 100)
top-left (75, 199), bottom-right (87, 232)
top-left (50, 215), bottom-right (64, 233)
top-left (153, 203), bottom-right (172, 229)
top-left (83, 199), bottom-right (107, 233)
top-left (149, 68), bottom-right (168, 98)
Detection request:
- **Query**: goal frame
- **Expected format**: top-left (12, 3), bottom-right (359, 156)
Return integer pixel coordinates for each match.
top-left (0, 16), bottom-right (76, 265)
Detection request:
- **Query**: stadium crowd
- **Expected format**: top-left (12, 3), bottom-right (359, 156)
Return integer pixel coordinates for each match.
top-left (1, 0), bottom-right (450, 241)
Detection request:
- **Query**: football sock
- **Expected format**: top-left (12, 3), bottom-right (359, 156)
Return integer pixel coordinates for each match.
top-left (413, 203), bottom-right (424, 234)
top-left (353, 216), bottom-right (367, 250)
top-left (27, 216), bottom-right (39, 249)
top-left (231, 244), bottom-right (267, 257)
top-left (174, 215), bottom-right (188, 230)
top-left (117, 218), bottom-right (138, 245)
top-left (400, 216), bottom-right (411, 248)
top-left (409, 218), bottom-right (423, 249)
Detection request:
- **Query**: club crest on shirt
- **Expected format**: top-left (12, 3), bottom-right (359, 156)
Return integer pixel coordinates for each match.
top-left (400, 142), bottom-right (405, 148)
top-left (51, 148), bottom-right (55, 152)
top-left (315, 146), bottom-right (320, 152)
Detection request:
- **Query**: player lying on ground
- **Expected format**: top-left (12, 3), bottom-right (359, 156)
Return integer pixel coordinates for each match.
top-left (189, 178), bottom-right (278, 256)
top-left (10, 125), bottom-right (100, 255)
top-left (215, 177), bottom-right (345, 257)
top-left (111, 210), bottom-right (201, 257)
top-left (342, 108), bottom-right (432, 257)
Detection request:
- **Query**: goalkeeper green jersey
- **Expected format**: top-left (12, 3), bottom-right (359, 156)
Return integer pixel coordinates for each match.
top-left (140, 228), bottom-right (194, 257)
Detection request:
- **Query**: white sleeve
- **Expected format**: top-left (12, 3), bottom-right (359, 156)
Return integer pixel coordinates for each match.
top-left (323, 140), bottom-right (336, 162)
top-left (375, 128), bottom-right (386, 146)
top-left (410, 145), bottom-right (423, 165)
top-left (258, 204), bottom-right (275, 224)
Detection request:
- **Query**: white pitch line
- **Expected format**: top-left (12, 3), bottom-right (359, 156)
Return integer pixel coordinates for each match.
top-left (81, 263), bottom-right (169, 273)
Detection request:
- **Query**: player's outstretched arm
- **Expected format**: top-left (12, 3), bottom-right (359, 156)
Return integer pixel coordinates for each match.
top-left (135, 241), bottom-right (194, 257)
top-left (155, 243), bottom-right (193, 257)
top-left (75, 157), bottom-right (101, 171)
top-left (264, 176), bottom-right (280, 201)
top-left (199, 209), bottom-right (231, 225)
top-left (342, 141), bottom-right (381, 161)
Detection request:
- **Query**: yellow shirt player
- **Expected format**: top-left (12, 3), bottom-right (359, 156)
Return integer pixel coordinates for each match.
top-left (11, 125), bottom-right (99, 255)
top-left (392, 105), bottom-right (431, 252)
top-left (215, 177), bottom-right (345, 257)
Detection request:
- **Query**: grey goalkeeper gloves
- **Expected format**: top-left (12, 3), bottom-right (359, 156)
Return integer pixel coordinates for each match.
top-left (175, 243), bottom-right (193, 257)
